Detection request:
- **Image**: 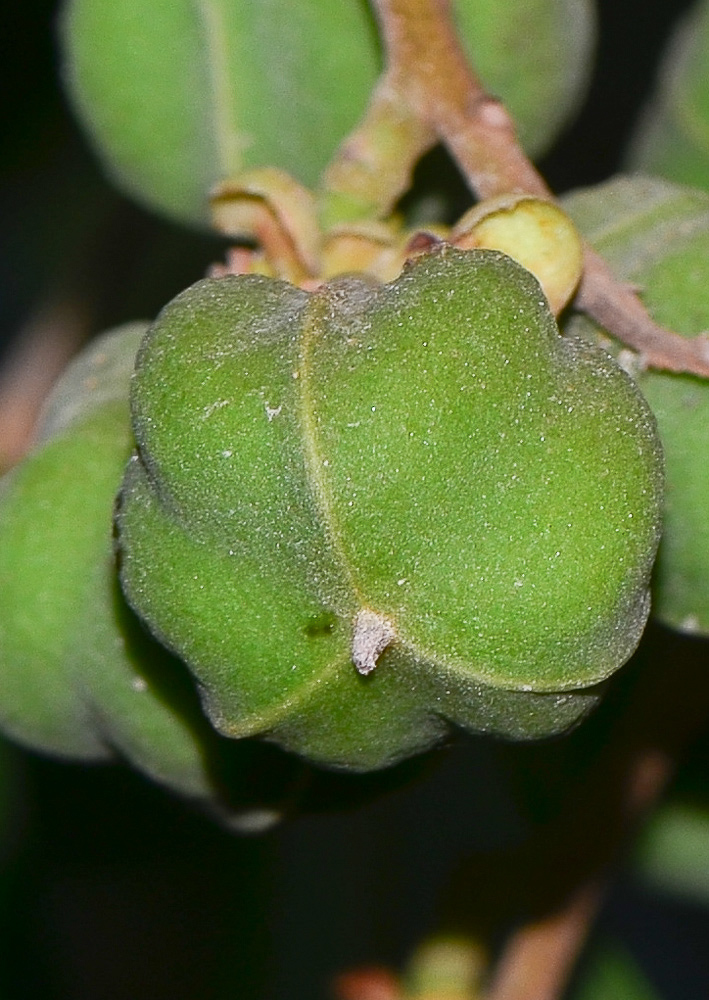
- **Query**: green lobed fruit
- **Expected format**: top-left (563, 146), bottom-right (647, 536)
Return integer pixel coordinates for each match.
top-left (60, 0), bottom-right (596, 228)
top-left (563, 174), bottom-right (709, 635)
top-left (0, 324), bottom-right (293, 818)
top-left (117, 248), bottom-right (663, 771)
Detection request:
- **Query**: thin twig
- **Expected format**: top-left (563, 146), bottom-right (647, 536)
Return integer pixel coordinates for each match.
top-left (484, 748), bottom-right (672, 1000)
top-left (371, 0), bottom-right (709, 379)
top-left (577, 250), bottom-right (709, 376)
top-left (484, 883), bottom-right (602, 1000)
top-left (0, 297), bottom-right (90, 472)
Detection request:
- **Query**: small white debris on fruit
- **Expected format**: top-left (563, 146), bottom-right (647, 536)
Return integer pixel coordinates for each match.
top-left (352, 609), bottom-right (396, 675)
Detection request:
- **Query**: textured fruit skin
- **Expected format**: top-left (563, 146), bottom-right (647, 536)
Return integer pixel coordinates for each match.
top-left (60, 0), bottom-right (595, 227)
top-left (118, 248), bottom-right (663, 771)
top-left (563, 175), bottom-right (709, 635)
top-left (0, 325), bottom-right (277, 810)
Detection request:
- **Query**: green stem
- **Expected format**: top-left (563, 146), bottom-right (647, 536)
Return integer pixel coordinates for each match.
top-left (318, 86), bottom-right (434, 229)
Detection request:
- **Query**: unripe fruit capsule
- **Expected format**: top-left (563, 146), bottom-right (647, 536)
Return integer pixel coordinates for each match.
top-left (118, 248), bottom-right (664, 771)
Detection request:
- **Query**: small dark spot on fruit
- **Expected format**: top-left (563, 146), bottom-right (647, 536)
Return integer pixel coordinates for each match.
top-left (305, 611), bottom-right (338, 638)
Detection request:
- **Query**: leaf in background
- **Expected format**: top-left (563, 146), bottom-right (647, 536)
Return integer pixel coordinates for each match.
top-left (563, 175), bottom-right (709, 636)
top-left (634, 801), bottom-right (709, 907)
top-left (571, 943), bottom-right (661, 1000)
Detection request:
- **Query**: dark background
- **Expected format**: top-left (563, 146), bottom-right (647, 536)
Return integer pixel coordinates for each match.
top-left (1, 2), bottom-right (707, 999)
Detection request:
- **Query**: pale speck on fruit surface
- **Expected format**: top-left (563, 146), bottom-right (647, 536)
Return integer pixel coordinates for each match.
top-left (202, 398), bottom-right (230, 419)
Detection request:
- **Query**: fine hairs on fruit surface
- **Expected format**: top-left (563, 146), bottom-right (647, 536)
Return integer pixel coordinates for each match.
top-left (117, 247), bottom-right (664, 772)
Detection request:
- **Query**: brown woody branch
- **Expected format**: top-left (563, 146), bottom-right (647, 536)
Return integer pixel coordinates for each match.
top-left (371, 0), bottom-right (709, 378)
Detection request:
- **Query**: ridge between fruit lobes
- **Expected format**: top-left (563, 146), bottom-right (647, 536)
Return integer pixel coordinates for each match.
top-left (562, 175), bottom-right (709, 636)
top-left (60, 0), bottom-right (595, 228)
top-left (0, 324), bottom-right (289, 818)
top-left (118, 247), bottom-right (663, 771)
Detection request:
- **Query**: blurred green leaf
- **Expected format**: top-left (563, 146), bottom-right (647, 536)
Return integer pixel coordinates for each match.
top-left (630, 0), bottom-right (709, 189)
top-left (634, 801), bottom-right (709, 906)
top-left (571, 943), bottom-right (660, 1000)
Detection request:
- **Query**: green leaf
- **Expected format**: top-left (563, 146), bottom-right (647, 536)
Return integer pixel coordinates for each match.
top-left (571, 943), bottom-right (660, 1000)
top-left (635, 801), bottom-right (709, 907)
top-left (563, 175), bottom-right (709, 635)
top-left (630, 1), bottom-right (709, 192)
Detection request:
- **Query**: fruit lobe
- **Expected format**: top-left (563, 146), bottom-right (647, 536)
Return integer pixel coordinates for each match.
top-left (118, 248), bottom-right (663, 770)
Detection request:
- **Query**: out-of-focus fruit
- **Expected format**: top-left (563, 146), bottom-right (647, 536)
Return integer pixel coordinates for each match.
top-left (60, 0), bottom-right (596, 228)
top-left (0, 324), bottom-right (295, 823)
